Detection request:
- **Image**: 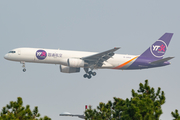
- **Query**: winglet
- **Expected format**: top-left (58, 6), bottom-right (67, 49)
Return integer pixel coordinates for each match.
top-left (113, 47), bottom-right (120, 52)
top-left (114, 47), bottom-right (120, 49)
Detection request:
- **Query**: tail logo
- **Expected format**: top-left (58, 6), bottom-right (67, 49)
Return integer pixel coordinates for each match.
top-left (152, 45), bottom-right (165, 51)
top-left (36, 50), bottom-right (47, 60)
top-left (150, 40), bottom-right (167, 58)
top-left (159, 45), bottom-right (165, 51)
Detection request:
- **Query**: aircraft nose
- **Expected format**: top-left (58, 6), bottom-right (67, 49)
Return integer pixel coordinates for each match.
top-left (4, 54), bottom-right (9, 60)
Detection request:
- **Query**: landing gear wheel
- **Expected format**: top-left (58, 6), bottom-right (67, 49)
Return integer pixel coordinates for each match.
top-left (21, 61), bottom-right (26, 72)
top-left (87, 75), bottom-right (92, 79)
top-left (89, 71), bottom-right (92, 74)
top-left (92, 72), bottom-right (96, 76)
top-left (88, 71), bottom-right (96, 76)
top-left (83, 68), bottom-right (96, 79)
top-left (83, 74), bottom-right (88, 78)
top-left (23, 68), bottom-right (26, 72)
top-left (83, 74), bottom-right (92, 79)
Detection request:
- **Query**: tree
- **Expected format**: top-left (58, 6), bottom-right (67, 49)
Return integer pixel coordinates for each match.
top-left (0, 97), bottom-right (51, 120)
top-left (85, 80), bottom-right (166, 120)
top-left (172, 109), bottom-right (180, 120)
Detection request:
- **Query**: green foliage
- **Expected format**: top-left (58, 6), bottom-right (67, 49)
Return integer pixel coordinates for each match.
top-left (85, 80), bottom-right (166, 120)
top-left (0, 97), bottom-right (51, 120)
top-left (172, 109), bottom-right (180, 120)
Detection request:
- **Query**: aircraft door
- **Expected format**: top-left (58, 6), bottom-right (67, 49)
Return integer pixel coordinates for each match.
top-left (18, 50), bottom-right (21, 55)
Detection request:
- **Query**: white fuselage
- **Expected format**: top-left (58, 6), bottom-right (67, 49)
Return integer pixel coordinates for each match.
top-left (4, 33), bottom-right (173, 78)
top-left (4, 48), bottom-right (138, 70)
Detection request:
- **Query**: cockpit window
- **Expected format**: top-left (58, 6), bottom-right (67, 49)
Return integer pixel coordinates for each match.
top-left (8, 51), bottom-right (16, 53)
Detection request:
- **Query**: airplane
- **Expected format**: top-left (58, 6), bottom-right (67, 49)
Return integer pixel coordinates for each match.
top-left (4, 33), bottom-right (174, 79)
top-left (59, 112), bottom-right (85, 119)
top-left (59, 105), bottom-right (88, 119)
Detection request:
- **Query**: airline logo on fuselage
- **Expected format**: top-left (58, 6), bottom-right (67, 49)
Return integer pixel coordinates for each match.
top-left (150, 40), bottom-right (167, 58)
top-left (36, 50), bottom-right (47, 60)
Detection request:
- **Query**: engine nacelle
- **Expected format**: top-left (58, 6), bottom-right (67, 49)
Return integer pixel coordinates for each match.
top-left (68, 58), bottom-right (85, 68)
top-left (60, 65), bottom-right (80, 73)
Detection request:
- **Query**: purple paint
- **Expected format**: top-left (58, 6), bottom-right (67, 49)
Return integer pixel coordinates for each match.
top-left (127, 33), bottom-right (173, 69)
top-left (138, 33), bottom-right (173, 60)
top-left (36, 50), bottom-right (47, 60)
top-left (150, 40), bottom-right (167, 58)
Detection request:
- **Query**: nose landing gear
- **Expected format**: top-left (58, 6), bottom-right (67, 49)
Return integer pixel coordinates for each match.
top-left (21, 61), bottom-right (26, 72)
top-left (23, 68), bottom-right (26, 72)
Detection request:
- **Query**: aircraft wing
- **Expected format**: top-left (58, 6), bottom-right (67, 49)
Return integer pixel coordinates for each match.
top-left (82, 47), bottom-right (120, 68)
top-left (150, 57), bottom-right (174, 65)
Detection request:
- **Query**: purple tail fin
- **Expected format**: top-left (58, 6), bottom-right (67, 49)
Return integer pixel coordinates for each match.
top-left (139, 33), bottom-right (173, 60)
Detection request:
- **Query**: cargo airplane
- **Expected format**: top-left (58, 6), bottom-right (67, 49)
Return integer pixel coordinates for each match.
top-left (4, 33), bottom-right (174, 79)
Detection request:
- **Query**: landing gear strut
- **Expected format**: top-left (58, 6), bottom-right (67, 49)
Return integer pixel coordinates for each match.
top-left (83, 68), bottom-right (96, 79)
top-left (21, 61), bottom-right (26, 72)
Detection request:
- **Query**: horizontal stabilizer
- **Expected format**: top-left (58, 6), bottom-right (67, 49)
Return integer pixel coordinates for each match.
top-left (150, 57), bottom-right (174, 65)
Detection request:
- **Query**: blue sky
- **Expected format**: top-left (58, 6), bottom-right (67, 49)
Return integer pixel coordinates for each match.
top-left (0, 1), bottom-right (180, 120)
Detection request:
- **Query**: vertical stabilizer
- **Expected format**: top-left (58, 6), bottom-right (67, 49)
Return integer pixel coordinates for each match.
top-left (139, 33), bottom-right (173, 60)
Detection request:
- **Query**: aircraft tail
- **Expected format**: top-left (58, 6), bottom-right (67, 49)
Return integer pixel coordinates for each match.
top-left (139, 33), bottom-right (173, 60)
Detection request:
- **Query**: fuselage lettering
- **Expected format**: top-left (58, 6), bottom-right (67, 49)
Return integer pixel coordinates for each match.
top-left (48, 53), bottom-right (62, 57)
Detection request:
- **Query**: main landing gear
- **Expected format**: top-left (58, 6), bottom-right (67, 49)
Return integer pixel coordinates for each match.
top-left (83, 68), bottom-right (96, 79)
top-left (21, 61), bottom-right (26, 72)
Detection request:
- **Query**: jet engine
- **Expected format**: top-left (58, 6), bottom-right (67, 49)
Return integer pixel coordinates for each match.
top-left (67, 58), bottom-right (85, 68)
top-left (60, 65), bottom-right (80, 73)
